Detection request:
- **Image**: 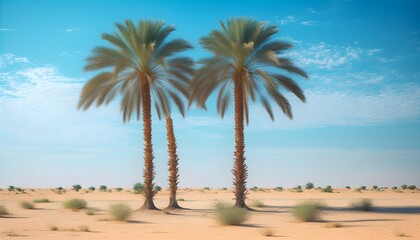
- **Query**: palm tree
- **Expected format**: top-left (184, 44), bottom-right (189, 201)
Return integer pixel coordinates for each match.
top-left (190, 18), bottom-right (308, 208)
top-left (78, 20), bottom-right (193, 210)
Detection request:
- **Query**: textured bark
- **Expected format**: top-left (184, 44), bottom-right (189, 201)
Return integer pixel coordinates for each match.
top-left (232, 74), bottom-right (249, 208)
top-left (165, 116), bottom-right (182, 209)
top-left (140, 77), bottom-right (158, 210)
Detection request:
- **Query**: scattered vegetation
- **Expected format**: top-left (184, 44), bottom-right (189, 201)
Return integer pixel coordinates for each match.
top-left (392, 186), bottom-right (398, 190)
top-left (8, 186), bottom-right (15, 191)
top-left (292, 201), bottom-right (323, 222)
top-left (350, 198), bottom-right (373, 211)
top-left (72, 184), bottom-right (82, 192)
top-left (109, 203), bottom-right (132, 221)
top-left (0, 205), bottom-right (10, 216)
top-left (20, 201), bottom-right (34, 209)
top-left (63, 199), bottom-right (87, 210)
top-left (345, 186), bottom-right (351, 189)
top-left (57, 187), bottom-right (64, 191)
top-left (274, 186), bottom-right (283, 191)
top-left (305, 182), bottom-right (314, 190)
top-left (401, 184), bottom-right (407, 190)
top-left (203, 187), bottom-right (210, 190)
top-left (214, 202), bottom-right (249, 225)
top-left (321, 185), bottom-right (333, 193)
top-left (360, 186), bottom-right (367, 190)
top-left (154, 186), bottom-right (162, 192)
top-left (372, 185), bottom-right (378, 190)
top-left (407, 185), bottom-right (416, 190)
top-left (99, 185), bottom-right (107, 192)
top-left (222, 188), bottom-right (227, 190)
top-left (115, 187), bottom-right (123, 192)
top-left (250, 199), bottom-right (265, 208)
top-left (177, 198), bottom-right (185, 201)
top-left (33, 198), bottom-right (50, 203)
top-left (89, 187), bottom-right (96, 191)
top-left (85, 209), bottom-right (95, 215)
top-left (133, 183), bottom-right (144, 194)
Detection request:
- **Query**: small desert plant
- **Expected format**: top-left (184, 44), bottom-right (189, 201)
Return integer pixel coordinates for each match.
top-left (407, 185), bottom-right (416, 190)
top-left (33, 198), bottom-right (50, 203)
top-left (63, 199), bottom-right (87, 210)
top-left (8, 186), bottom-right (15, 191)
top-left (250, 186), bottom-right (258, 191)
top-left (154, 186), bottom-right (162, 192)
top-left (89, 186), bottom-right (95, 191)
top-left (296, 185), bottom-right (302, 190)
top-left (292, 201), bottom-right (323, 222)
top-left (79, 225), bottom-right (90, 232)
top-left (392, 186), bottom-right (398, 190)
top-left (133, 183), bottom-right (144, 194)
top-left (16, 187), bottom-right (24, 192)
top-left (85, 209), bottom-right (95, 215)
top-left (274, 186), bottom-right (283, 191)
top-left (109, 203), bottom-right (132, 221)
top-left (214, 202), bottom-right (249, 225)
top-left (177, 198), bottom-right (185, 201)
top-left (72, 184), bottom-right (82, 192)
top-left (260, 228), bottom-right (275, 237)
top-left (49, 225), bottom-right (58, 231)
top-left (305, 182), bottom-right (314, 190)
top-left (20, 201), bottom-right (34, 209)
top-left (350, 198), bottom-right (373, 211)
top-left (360, 186), bottom-right (367, 190)
top-left (345, 186), bottom-right (351, 189)
top-left (99, 185), bottom-right (107, 192)
top-left (372, 185), bottom-right (378, 190)
top-left (321, 185), bottom-right (333, 193)
top-left (115, 187), bottom-right (123, 192)
top-left (401, 184), bottom-right (407, 190)
top-left (0, 205), bottom-right (10, 216)
top-left (396, 232), bottom-right (407, 237)
top-left (57, 187), bottom-right (63, 191)
top-left (203, 187), bottom-right (210, 190)
top-left (250, 199), bottom-right (265, 208)
top-left (222, 187), bottom-right (227, 190)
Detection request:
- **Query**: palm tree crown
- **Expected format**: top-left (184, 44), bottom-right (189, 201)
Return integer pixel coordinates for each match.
top-left (190, 18), bottom-right (308, 208)
top-left (78, 20), bottom-right (193, 209)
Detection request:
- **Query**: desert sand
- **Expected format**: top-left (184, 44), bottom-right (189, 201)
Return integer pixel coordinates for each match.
top-left (1, 188), bottom-right (419, 239)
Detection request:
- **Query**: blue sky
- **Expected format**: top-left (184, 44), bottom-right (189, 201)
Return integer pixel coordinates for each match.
top-left (0, 0), bottom-right (419, 189)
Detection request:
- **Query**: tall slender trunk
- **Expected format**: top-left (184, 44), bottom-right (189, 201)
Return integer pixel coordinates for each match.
top-left (140, 77), bottom-right (158, 210)
top-left (233, 75), bottom-right (248, 208)
top-left (165, 116), bottom-right (182, 209)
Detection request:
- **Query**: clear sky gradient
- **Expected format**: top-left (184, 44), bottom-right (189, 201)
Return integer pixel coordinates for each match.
top-left (1, 0), bottom-right (419, 189)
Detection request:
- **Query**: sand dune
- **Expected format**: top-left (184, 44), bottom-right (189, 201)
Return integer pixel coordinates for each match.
top-left (1, 188), bottom-right (419, 239)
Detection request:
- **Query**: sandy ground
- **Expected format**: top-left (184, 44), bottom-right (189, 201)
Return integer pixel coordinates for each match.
top-left (0, 188), bottom-right (419, 239)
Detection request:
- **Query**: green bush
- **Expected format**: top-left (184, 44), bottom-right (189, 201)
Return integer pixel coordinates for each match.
top-left (250, 199), bottom-right (265, 207)
top-left (360, 186), bottom-right (367, 190)
top-left (203, 187), bottom-right (210, 190)
top-left (133, 183), bottom-right (144, 194)
top-left (20, 201), bottom-right (34, 209)
top-left (99, 185), bottom-right (107, 192)
top-left (392, 186), bottom-right (398, 190)
top-left (56, 187), bottom-right (63, 191)
top-left (293, 201), bottom-right (323, 222)
top-left (72, 184), bottom-right (82, 192)
top-left (305, 182), bottom-right (314, 190)
top-left (296, 185), bottom-right (302, 190)
top-left (345, 186), bottom-right (351, 189)
top-left (63, 199), bottom-right (87, 210)
top-left (8, 186), bottom-right (15, 191)
top-left (0, 205), bottom-right (10, 216)
top-left (115, 187), bottom-right (123, 192)
top-left (321, 185), bottom-right (333, 193)
top-left (274, 186), bottom-right (283, 191)
top-left (372, 185), bottom-right (378, 190)
top-left (33, 199), bottom-right (50, 203)
top-left (214, 202), bottom-right (249, 225)
top-left (407, 185), bottom-right (416, 190)
top-left (85, 209), bottom-right (95, 215)
top-left (89, 186), bottom-right (95, 191)
top-left (401, 184), bottom-right (407, 190)
top-left (109, 203), bottom-right (132, 221)
top-left (154, 186), bottom-right (162, 192)
top-left (350, 198), bottom-right (373, 211)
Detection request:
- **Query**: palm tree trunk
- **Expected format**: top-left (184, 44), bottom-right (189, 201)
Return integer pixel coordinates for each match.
top-left (233, 76), bottom-right (248, 208)
top-left (165, 116), bottom-right (182, 209)
top-left (140, 77), bottom-right (158, 210)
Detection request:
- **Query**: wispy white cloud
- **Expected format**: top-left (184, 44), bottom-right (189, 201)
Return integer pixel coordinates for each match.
top-left (287, 42), bottom-right (362, 69)
top-left (277, 16), bottom-right (318, 26)
top-left (0, 28), bottom-right (12, 31)
top-left (61, 27), bottom-right (81, 33)
top-left (0, 53), bottom-right (29, 67)
top-left (300, 21), bottom-right (318, 26)
top-left (367, 48), bottom-right (382, 56)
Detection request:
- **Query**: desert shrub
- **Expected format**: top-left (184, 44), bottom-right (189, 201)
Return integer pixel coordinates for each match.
top-left (89, 186), bottom-right (95, 191)
top-left (401, 184), bottom-right (407, 190)
top-left (16, 187), bottom-right (24, 192)
top-left (293, 201), bottom-right (323, 222)
top-left (296, 185), bottom-right (302, 190)
top-left (0, 205), bottom-right (10, 216)
top-left (177, 198), bottom-right (185, 201)
top-left (321, 185), bottom-right (333, 193)
top-left (154, 186), bottom-right (162, 192)
top-left (214, 202), bottom-right (249, 225)
top-left (407, 185), bottom-right (416, 190)
top-left (8, 186), bottom-right (15, 191)
top-left (222, 187), bottom-right (227, 190)
top-left (115, 187), bottom-right (123, 192)
top-left (99, 185), bottom-right (107, 192)
top-left (350, 198), bottom-right (373, 211)
top-left (274, 186), bottom-right (283, 191)
top-left (63, 199), bottom-right (87, 210)
top-left (372, 185), bottom-right (378, 190)
top-left (72, 184), bottom-right (82, 192)
top-left (85, 209), bottom-right (95, 215)
top-left (296, 188), bottom-right (303, 193)
top-left (305, 182), bottom-right (314, 190)
top-left (79, 225), bottom-right (90, 232)
top-left (345, 186), bottom-right (351, 189)
top-left (107, 189), bottom-right (112, 193)
top-left (260, 228), bottom-right (274, 237)
top-left (49, 225), bottom-right (58, 231)
top-left (20, 201), bottom-right (34, 209)
top-left (109, 203), bottom-right (132, 221)
top-left (392, 186), bottom-right (398, 190)
top-left (33, 199), bottom-right (50, 203)
top-left (57, 187), bottom-right (63, 191)
top-left (250, 199), bottom-right (265, 207)
top-left (360, 186), bottom-right (367, 190)
top-left (203, 187), bottom-right (210, 190)
top-left (133, 183), bottom-right (144, 194)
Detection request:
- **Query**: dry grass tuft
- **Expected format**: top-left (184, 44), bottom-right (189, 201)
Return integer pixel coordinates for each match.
top-left (0, 205), bottom-right (10, 216)
top-left (214, 202), bottom-right (249, 225)
top-left (19, 201), bottom-right (34, 209)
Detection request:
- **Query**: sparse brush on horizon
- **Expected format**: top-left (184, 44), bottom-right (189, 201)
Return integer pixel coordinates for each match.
top-left (72, 184), bottom-right (82, 192)
top-left (321, 185), bottom-right (333, 193)
top-left (214, 202), bottom-right (249, 225)
top-left (33, 198), bottom-right (50, 203)
top-left (20, 201), bottom-right (34, 209)
top-left (133, 183), bottom-right (144, 194)
top-left (293, 201), bottom-right (324, 222)
top-left (63, 199), bottom-right (87, 210)
top-left (99, 185), bottom-right (107, 192)
top-left (0, 205), bottom-right (10, 216)
top-left (109, 203), bottom-right (132, 221)
top-left (350, 198), bottom-right (373, 211)
top-left (250, 199), bottom-right (265, 208)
